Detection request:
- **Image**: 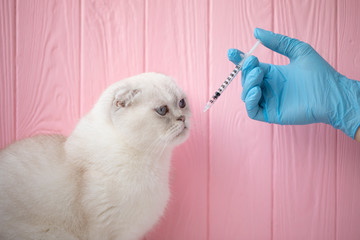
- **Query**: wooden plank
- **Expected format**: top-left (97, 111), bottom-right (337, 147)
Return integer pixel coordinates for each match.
top-left (16, 0), bottom-right (80, 138)
top-left (81, 0), bottom-right (145, 115)
top-left (337, 138), bottom-right (360, 239)
top-left (209, 0), bottom-right (273, 239)
top-left (272, 1), bottom-right (337, 239)
top-left (337, 0), bottom-right (360, 239)
top-left (0, 0), bottom-right (16, 149)
top-left (144, 1), bottom-right (208, 239)
top-left (337, 0), bottom-right (360, 81)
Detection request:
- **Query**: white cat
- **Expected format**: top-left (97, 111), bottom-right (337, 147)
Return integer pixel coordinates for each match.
top-left (0, 72), bottom-right (191, 240)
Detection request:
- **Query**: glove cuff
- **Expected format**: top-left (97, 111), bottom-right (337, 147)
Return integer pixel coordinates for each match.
top-left (340, 112), bottom-right (360, 139)
top-left (331, 76), bottom-right (360, 139)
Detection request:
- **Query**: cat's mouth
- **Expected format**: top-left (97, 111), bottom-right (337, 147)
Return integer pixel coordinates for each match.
top-left (167, 122), bottom-right (190, 143)
top-left (175, 124), bottom-right (188, 138)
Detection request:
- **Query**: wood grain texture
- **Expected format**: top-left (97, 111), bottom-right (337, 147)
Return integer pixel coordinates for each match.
top-left (16, 0), bottom-right (80, 138)
top-left (273, 1), bottom-right (337, 239)
top-left (81, 0), bottom-right (145, 115)
top-left (337, 0), bottom-right (360, 239)
top-left (337, 0), bottom-right (360, 80)
top-left (0, 0), bottom-right (15, 149)
top-left (336, 136), bottom-right (360, 240)
top-left (209, 0), bottom-right (273, 239)
top-left (144, 0), bottom-right (208, 239)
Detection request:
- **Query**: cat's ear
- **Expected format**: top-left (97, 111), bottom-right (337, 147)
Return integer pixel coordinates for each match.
top-left (113, 87), bottom-right (141, 109)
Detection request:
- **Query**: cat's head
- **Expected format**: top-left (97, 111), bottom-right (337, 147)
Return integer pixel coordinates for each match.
top-left (97, 73), bottom-right (191, 150)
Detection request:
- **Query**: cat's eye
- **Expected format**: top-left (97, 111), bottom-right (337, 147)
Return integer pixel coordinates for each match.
top-left (156, 105), bottom-right (169, 116)
top-left (179, 99), bottom-right (186, 108)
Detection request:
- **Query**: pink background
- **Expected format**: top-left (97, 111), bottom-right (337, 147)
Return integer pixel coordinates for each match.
top-left (1, 0), bottom-right (360, 239)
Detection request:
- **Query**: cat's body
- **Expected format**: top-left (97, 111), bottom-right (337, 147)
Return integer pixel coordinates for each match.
top-left (0, 73), bottom-right (191, 240)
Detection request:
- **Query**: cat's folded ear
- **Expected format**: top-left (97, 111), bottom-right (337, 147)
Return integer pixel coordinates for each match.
top-left (113, 87), bottom-right (141, 109)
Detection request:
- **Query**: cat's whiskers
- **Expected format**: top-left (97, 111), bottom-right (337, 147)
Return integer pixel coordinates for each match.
top-left (141, 124), bottom-right (182, 166)
top-left (166, 123), bottom-right (185, 139)
top-left (144, 135), bottom-right (164, 155)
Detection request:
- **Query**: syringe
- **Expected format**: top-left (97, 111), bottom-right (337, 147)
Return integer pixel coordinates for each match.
top-left (203, 40), bottom-right (261, 112)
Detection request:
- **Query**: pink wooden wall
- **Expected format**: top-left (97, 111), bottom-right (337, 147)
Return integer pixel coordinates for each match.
top-left (1, 0), bottom-right (360, 239)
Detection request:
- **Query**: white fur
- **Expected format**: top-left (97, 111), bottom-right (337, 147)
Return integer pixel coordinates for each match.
top-left (0, 73), bottom-right (191, 240)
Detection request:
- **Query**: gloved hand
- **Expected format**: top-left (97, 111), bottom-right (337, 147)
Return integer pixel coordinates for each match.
top-left (228, 28), bottom-right (360, 139)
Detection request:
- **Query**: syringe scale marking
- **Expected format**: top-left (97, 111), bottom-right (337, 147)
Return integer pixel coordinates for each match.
top-left (203, 40), bottom-right (261, 112)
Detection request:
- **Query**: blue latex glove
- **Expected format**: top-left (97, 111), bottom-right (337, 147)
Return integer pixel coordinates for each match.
top-left (228, 28), bottom-right (360, 139)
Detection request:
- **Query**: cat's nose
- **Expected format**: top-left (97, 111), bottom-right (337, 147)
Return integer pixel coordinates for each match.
top-left (177, 115), bottom-right (185, 122)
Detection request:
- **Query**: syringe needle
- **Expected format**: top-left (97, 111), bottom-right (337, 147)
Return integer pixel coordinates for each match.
top-left (203, 40), bottom-right (261, 112)
top-left (203, 102), bottom-right (212, 112)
